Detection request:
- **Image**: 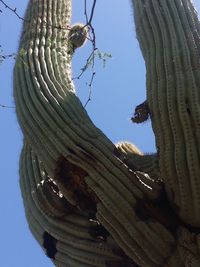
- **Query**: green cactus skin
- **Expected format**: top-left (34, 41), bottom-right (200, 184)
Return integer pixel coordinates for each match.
top-left (20, 142), bottom-right (136, 267)
top-left (132, 0), bottom-right (200, 227)
top-left (22, 140), bottom-right (175, 267)
top-left (13, 0), bottom-right (200, 266)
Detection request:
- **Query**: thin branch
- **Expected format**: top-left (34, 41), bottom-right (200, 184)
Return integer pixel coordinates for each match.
top-left (0, 0), bottom-right (71, 30)
top-left (84, 71), bottom-right (96, 108)
top-left (0, 0), bottom-right (25, 20)
top-left (88, 0), bottom-right (97, 24)
top-left (84, 0), bottom-right (89, 23)
top-left (80, 0), bottom-right (98, 107)
top-left (0, 53), bottom-right (16, 61)
top-left (0, 103), bottom-right (15, 109)
top-left (72, 48), bottom-right (98, 80)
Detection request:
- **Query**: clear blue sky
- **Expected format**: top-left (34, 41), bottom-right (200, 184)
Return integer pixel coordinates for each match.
top-left (0, 1), bottom-right (200, 266)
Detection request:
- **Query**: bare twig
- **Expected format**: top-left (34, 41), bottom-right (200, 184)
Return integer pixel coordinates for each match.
top-left (84, 71), bottom-right (96, 107)
top-left (0, 0), bottom-right (25, 20)
top-left (84, 0), bottom-right (89, 23)
top-left (74, 0), bottom-right (111, 107)
top-left (72, 48), bottom-right (98, 80)
top-left (0, 53), bottom-right (16, 63)
top-left (0, 0), bottom-right (71, 30)
top-left (81, 0), bottom-right (97, 107)
top-left (88, 0), bottom-right (97, 25)
top-left (0, 103), bottom-right (15, 109)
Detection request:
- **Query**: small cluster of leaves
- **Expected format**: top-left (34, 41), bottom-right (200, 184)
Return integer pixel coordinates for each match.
top-left (97, 50), bottom-right (112, 68)
top-left (73, 49), bottom-right (112, 80)
top-left (83, 49), bottom-right (112, 70)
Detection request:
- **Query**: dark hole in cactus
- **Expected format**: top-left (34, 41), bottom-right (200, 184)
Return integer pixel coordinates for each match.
top-left (186, 107), bottom-right (191, 115)
top-left (43, 232), bottom-right (57, 259)
top-left (187, 108), bottom-right (191, 114)
top-left (89, 224), bottom-right (110, 241)
top-left (185, 99), bottom-right (191, 115)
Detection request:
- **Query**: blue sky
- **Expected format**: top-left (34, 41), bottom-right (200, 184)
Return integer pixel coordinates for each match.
top-left (0, 1), bottom-right (200, 266)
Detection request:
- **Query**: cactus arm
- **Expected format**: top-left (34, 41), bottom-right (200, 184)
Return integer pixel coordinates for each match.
top-left (23, 140), bottom-right (173, 267)
top-left (115, 142), bottom-right (160, 182)
top-left (20, 142), bottom-right (139, 267)
top-left (132, 0), bottom-right (200, 226)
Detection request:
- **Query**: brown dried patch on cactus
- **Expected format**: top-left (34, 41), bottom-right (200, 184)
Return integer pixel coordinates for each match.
top-left (54, 156), bottom-right (99, 212)
top-left (134, 187), bottom-right (180, 233)
top-left (131, 101), bottom-right (150, 124)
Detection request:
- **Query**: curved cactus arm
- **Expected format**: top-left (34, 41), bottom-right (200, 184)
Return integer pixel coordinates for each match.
top-left (20, 142), bottom-right (140, 267)
top-left (13, 0), bottom-right (151, 199)
top-left (132, 0), bottom-right (200, 226)
top-left (115, 142), bottom-right (160, 182)
top-left (20, 138), bottom-right (176, 266)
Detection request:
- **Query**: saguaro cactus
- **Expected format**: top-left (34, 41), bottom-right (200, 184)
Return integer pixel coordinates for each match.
top-left (13, 0), bottom-right (200, 266)
top-left (132, 0), bottom-right (200, 227)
